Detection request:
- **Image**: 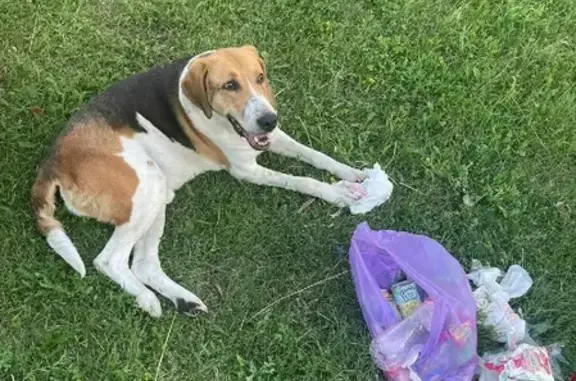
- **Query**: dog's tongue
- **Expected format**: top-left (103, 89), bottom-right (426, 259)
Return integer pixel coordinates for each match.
top-left (246, 132), bottom-right (270, 150)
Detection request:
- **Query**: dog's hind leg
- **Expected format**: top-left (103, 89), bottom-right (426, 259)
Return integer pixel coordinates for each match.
top-left (131, 206), bottom-right (208, 316)
top-left (93, 224), bottom-right (163, 317)
top-left (91, 138), bottom-right (169, 318)
top-left (37, 122), bottom-right (172, 317)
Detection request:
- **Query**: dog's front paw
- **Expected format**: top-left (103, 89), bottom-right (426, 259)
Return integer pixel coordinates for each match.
top-left (335, 166), bottom-right (367, 183)
top-left (324, 182), bottom-right (366, 207)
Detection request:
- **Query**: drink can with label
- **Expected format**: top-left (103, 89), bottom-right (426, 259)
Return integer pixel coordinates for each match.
top-left (391, 280), bottom-right (421, 317)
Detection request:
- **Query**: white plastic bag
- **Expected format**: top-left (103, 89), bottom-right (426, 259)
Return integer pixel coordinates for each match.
top-left (468, 262), bottom-right (533, 347)
top-left (479, 344), bottom-right (554, 381)
top-left (334, 163), bottom-right (393, 215)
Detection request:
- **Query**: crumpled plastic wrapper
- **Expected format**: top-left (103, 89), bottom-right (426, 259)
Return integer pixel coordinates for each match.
top-left (468, 261), bottom-right (533, 347)
top-left (335, 163), bottom-right (393, 214)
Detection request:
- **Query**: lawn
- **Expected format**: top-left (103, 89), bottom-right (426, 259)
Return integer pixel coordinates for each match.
top-left (0, 0), bottom-right (574, 379)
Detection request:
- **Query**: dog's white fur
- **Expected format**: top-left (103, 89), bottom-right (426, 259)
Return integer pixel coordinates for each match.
top-left (56, 52), bottom-right (364, 316)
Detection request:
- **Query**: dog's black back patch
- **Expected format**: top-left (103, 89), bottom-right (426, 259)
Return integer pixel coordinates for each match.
top-left (69, 56), bottom-right (195, 149)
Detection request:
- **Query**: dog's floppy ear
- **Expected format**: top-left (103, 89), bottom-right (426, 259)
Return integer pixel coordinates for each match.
top-left (241, 44), bottom-right (259, 56)
top-left (182, 59), bottom-right (212, 118)
top-left (242, 44), bottom-right (266, 73)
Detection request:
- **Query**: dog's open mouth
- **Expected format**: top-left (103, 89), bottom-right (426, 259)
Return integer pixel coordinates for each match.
top-left (227, 115), bottom-right (271, 151)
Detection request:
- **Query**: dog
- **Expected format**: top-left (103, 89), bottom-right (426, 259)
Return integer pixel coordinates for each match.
top-left (31, 45), bottom-right (366, 317)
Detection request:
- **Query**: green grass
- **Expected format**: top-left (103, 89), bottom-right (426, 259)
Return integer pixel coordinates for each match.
top-left (1, 0), bottom-right (575, 379)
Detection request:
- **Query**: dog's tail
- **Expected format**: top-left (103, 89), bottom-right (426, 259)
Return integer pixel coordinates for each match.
top-left (31, 165), bottom-right (86, 277)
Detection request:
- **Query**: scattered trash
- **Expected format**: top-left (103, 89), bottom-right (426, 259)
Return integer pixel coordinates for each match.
top-left (349, 223), bottom-right (477, 380)
top-left (468, 261), bottom-right (567, 380)
top-left (334, 163), bottom-right (393, 214)
top-left (468, 261), bottom-right (533, 348)
top-left (478, 343), bottom-right (557, 381)
top-left (348, 223), bottom-right (567, 381)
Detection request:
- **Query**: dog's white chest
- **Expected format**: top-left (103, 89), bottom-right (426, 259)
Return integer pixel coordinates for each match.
top-left (134, 113), bottom-right (223, 190)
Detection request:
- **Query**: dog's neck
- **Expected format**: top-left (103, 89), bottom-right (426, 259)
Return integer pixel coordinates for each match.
top-left (177, 53), bottom-right (261, 162)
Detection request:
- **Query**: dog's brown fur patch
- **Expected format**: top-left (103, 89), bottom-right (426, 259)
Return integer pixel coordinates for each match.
top-left (173, 105), bottom-right (229, 166)
top-left (31, 121), bottom-right (139, 234)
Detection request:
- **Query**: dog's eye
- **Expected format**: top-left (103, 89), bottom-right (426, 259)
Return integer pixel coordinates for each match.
top-left (256, 73), bottom-right (265, 84)
top-left (223, 80), bottom-right (240, 91)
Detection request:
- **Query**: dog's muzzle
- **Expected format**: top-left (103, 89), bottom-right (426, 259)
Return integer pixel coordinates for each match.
top-left (227, 115), bottom-right (272, 151)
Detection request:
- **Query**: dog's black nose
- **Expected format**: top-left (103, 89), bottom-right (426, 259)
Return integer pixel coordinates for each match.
top-left (257, 113), bottom-right (277, 132)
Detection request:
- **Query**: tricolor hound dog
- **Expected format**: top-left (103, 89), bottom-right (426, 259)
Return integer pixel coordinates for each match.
top-left (31, 45), bottom-right (366, 317)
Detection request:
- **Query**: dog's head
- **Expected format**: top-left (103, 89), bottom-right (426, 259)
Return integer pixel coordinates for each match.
top-left (181, 45), bottom-right (277, 151)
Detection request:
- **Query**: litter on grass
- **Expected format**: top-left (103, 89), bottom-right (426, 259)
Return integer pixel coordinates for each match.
top-left (467, 261), bottom-right (533, 348)
top-left (468, 261), bottom-right (565, 381)
top-left (478, 343), bottom-right (559, 381)
top-left (347, 224), bottom-right (565, 381)
top-left (349, 223), bottom-right (478, 380)
top-left (333, 163), bottom-right (393, 215)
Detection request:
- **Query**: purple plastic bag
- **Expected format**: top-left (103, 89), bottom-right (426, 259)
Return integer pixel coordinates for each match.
top-left (349, 223), bottom-right (478, 381)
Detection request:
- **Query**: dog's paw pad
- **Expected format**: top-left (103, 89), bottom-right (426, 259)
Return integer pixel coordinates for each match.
top-left (175, 297), bottom-right (208, 317)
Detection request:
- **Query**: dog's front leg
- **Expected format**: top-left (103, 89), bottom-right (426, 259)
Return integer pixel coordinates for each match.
top-left (269, 129), bottom-right (365, 182)
top-left (230, 164), bottom-right (358, 207)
